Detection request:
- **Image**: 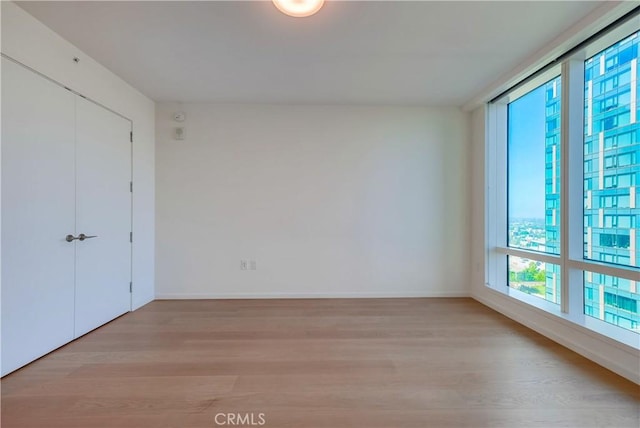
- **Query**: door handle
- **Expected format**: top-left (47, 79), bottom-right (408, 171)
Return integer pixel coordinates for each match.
top-left (65, 234), bottom-right (98, 242)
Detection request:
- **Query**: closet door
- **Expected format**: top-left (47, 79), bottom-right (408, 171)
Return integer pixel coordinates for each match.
top-left (1, 58), bottom-right (76, 376)
top-left (74, 97), bottom-right (132, 337)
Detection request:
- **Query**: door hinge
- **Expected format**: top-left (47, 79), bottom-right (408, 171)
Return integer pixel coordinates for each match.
top-left (129, 282), bottom-right (133, 293)
top-left (130, 181), bottom-right (133, 193)
top-left (130, 131), bottom-right (133, 143)
top-left (130, 232), bottom-right (133, 243)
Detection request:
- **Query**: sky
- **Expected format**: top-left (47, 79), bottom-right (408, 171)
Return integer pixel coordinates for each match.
top-left (508, 85), bottom-right (546, 220)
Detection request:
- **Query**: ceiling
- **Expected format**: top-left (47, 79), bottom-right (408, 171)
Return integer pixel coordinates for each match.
top-left (17, 1), bottom-right (606, 106)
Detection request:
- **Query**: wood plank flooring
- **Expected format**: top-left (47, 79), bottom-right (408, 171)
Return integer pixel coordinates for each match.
top-left (1, 298), bottom-right (639, 427)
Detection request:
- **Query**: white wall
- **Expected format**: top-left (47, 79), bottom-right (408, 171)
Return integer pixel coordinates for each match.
top-left (1, 2), bottom-right (155, 309)
top-left (156, 103), bottom-right (470, 298)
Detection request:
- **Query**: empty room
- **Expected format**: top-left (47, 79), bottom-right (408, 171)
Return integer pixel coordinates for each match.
top-left (1, 1), bottom-right (639, 427)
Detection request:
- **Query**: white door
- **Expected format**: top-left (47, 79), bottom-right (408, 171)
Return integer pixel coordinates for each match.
top-left (1, 58), bottom-right (76, 375)
top-left (74, 97), bottom-right (132, 338)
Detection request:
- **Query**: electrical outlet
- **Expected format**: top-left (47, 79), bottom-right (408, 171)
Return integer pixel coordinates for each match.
top-left (250, 260), bottom-right (256, 270)
top-left (240, 260), bottom-right (248, 270)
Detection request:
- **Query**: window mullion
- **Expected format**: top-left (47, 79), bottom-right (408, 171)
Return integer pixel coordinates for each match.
top-left (568, 258), bottom-right (639, 282)
top-left (561, 58), bottom-right (586, 318)
top-left (496, 246), bottom-right (561, 265)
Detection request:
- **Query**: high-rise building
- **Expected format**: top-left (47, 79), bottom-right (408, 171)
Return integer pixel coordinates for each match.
top-left (581, 31), bottom-right (639, 331)
top-left (544, 77), bottom-right (562, 304)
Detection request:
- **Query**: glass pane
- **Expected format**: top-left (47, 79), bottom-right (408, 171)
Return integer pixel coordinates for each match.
top-left (584, 32), bottom-right (639, 268)
top-left (508, 76), bottom-right (562, 255)
top-left (508, 256), bottom-right (561, 304)
top-left (584, 271), bottom-right (639, 333)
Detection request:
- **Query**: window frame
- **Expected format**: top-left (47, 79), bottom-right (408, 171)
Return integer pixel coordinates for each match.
top-left (486, 22), bottom-right (640, 349)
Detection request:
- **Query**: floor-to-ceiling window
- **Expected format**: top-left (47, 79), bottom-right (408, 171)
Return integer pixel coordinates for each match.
top-left (486, 23), bottom-right (639, 347)
top-left (583, 33), bottom-right (639, 332)
top-left (507, 76), bottom-right (562, 305)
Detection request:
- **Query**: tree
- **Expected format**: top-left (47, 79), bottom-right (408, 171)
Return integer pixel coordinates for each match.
top-left (522, 262), bottom-right (540, 281)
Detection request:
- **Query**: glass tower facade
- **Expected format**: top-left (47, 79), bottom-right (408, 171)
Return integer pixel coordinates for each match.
top-left (582, 32), bottom-right (639, 331)
top-left (545, 77), bottom-right (562, 303)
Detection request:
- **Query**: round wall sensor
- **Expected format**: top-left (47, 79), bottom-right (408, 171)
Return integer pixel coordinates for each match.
top-left (173, 112), bottom-right (186, 122)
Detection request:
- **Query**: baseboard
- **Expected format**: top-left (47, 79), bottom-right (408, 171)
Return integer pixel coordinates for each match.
top-left (132, 294), bottom-right (154, 311)
top-left (472, 285), bottom-right (640, 385)
top-left (155, 290), bottom-right (470, 300)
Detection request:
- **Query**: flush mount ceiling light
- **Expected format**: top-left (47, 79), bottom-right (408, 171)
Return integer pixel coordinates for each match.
top-left (272, 0), bottom-right (325, 18)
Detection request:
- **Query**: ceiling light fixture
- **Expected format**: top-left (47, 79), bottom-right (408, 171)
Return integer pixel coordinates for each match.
top-left (272, 0), bottom-right (325, 18)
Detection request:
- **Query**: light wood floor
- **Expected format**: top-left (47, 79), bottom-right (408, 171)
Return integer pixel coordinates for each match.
top-left (1, 298), bottom-right (639, 428)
